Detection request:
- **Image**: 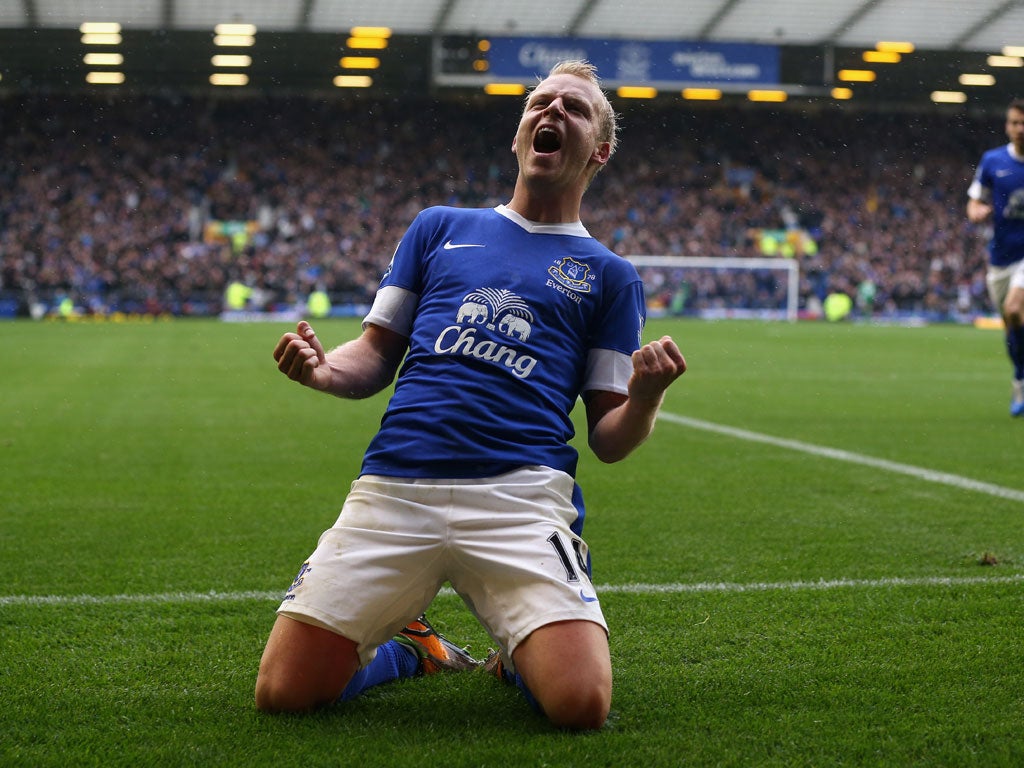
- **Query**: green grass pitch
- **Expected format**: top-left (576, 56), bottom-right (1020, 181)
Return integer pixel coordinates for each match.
top-left (1, 317), bottom-right (1022, 767)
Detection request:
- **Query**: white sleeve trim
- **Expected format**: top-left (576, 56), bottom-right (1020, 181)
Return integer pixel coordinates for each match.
top-left (584, 348), bottom-right (633, 395)
top-left (362, 285), bottom-right (418, 336)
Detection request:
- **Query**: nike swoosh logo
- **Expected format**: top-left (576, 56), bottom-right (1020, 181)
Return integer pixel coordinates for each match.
top-left (443, 240), bottom-right (485, 250)
top-left (579, 589), bottom-right (599, 603)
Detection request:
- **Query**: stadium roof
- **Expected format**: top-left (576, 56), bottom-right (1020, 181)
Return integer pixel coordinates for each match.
top-left (5, 0), bottom-right (1024, 53)
top-left (5, 1), bottom-right (1024, 108)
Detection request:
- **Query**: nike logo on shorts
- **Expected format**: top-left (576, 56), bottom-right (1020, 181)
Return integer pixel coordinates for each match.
top-left (579, 588), bottom-right (599, 603)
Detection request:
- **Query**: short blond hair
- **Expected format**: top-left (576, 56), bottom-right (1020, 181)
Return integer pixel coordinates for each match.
top-left (537, 59), bottom-right (619, 158)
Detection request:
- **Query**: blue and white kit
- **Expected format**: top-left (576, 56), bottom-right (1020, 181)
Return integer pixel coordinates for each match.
top-left (968, 143), bottom-right (1024, 268)
top-left (362, 203), bottom-right (645, 487)
top-left (278, 204), bottom-right (647, 663)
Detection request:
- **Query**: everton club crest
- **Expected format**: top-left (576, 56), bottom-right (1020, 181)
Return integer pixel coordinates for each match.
top-left (547, 257), bottom-right (593, 293)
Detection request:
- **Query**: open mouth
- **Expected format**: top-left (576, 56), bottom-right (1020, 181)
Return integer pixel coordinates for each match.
top-left (533, 126), bottom-right (562, 154)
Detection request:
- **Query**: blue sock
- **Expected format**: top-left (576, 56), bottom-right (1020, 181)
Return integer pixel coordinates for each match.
top-left (497, 664), bottom-right (542, 715)
top-left (338, 639), bottom-right (420, 702)
top-left (1007, 326), bottom-right (1024, 381)
top-left (515, 672), bottom-right (542, 714)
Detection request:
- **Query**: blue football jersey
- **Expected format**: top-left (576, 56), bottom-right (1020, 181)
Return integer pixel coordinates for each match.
top-left (359, 204), bottom-right (645, 480)
top-left (969, 144), bottom-right (1024, 267)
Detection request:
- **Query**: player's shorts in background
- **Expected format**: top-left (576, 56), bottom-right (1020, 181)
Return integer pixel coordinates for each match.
top-left (987, 259), bottom-right (1024, 311)
top-left (276, 465), bottom-right (608, 668)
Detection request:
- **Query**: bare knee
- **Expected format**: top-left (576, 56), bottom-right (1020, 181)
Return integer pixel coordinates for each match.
top-left (512, 620), bottom-right (612, 731)
top-left (255, 615), bottom-right (359, 714)
top-left (539, 680), bottom-right (611, 731)
top-left (255, 671), bottom-right (322, 714)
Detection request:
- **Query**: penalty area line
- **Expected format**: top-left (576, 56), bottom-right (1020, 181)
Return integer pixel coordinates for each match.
top-left (659, 412), bottom-right (1024, 504)
top-left (2, 574), bottom-right (1022, 607)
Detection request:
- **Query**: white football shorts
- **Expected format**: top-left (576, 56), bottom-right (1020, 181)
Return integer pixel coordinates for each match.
top-left (276, 465), bottom-right (608, 669)
top-left (987, 259), bottom-right (1024, 312)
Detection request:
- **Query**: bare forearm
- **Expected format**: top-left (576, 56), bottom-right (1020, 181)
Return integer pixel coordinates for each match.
top-left (585, 336), bottom-right (686, 463)
top-left (588, 394), bottom-right (663, 463)
top-left (274, 322), bottom-right (406, 398)
top-left (317, 337), bottom-right (398, 399)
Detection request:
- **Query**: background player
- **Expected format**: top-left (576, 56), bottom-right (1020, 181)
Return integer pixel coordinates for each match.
top-left (255, 59), bottom-right (686, 730)
top-left (968, 98), bottom-right (1024, 415)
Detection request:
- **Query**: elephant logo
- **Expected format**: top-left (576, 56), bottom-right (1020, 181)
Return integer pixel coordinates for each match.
top-left (498, 314), bottom-right (531, 341)
top-left (435, 287), bottom-right (539, 379)
top-left (456, 301), bottom-right (488, 323)
top-left (1005, 188), bottom-right (1024, 220)
top-left (458, 288), bottom-right (534, 336)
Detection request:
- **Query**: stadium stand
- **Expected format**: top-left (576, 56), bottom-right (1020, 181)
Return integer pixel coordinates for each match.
top-left (0, 92), bottom-right (994, 321)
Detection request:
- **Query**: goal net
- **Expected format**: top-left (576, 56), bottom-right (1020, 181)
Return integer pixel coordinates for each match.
top-left (627, 256), bottom-right (800, 322)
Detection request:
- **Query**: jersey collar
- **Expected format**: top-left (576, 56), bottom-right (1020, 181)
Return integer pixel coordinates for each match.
top-left (494, 204), bottom-right (591, 238)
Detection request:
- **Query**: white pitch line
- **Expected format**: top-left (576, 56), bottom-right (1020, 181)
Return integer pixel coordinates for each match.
top-left (659, 412), bottom-right (1024, 503)
top-left (601, 574), bottom-right (1024, 594)
top-left (2, 575), bottom-right (1022, 607)
top-left (0, 589), bottom-right (284, 607)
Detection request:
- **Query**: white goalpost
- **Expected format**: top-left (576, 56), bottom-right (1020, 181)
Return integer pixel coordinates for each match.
top-left (627, 256), bottom-right (801, 322)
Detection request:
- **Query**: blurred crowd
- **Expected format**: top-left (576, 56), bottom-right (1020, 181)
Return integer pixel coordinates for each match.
top-left (0, 92), bottom-right (1000, 320)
